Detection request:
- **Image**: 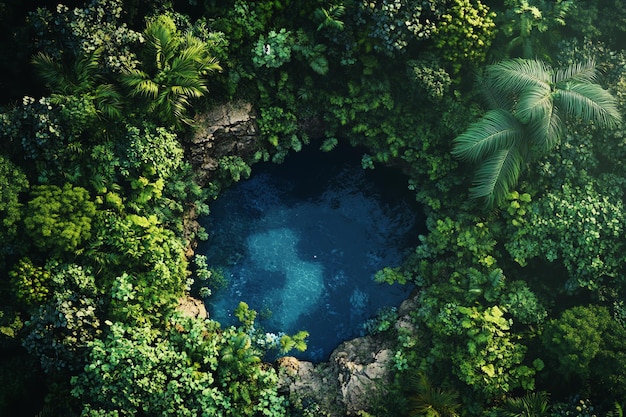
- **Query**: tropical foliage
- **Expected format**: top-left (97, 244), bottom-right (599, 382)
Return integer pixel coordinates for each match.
top-left (452, 58), bottom-right (621, 206)
top-left (31, 47), bottom-right (123, 119)
top-left (405, 373), bottom-right (460, 417)
top-left (0, 0), bottom-right (625, 416)
top-left (501, 391), bottom-right (551, 417)
top-left (122, 14), bottom-right (222, 127)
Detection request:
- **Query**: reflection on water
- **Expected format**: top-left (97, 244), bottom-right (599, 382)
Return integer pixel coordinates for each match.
top-left (198, 146), bottom-right (421, 362)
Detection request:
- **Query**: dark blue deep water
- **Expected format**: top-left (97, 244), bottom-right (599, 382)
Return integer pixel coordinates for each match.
top-left (197, 146), bottom-right (422, 362)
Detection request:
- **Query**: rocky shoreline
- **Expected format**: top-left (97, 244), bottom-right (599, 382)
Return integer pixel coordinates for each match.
top-left (274, 290), bottom-right (420, 416)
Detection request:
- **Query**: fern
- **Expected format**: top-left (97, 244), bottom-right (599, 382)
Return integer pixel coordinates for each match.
top-left (320, 137), bottom-right (338, 152)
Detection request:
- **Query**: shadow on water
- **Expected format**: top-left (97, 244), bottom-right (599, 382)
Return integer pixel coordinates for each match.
top-left (196, 144), bottom-right (425, 362)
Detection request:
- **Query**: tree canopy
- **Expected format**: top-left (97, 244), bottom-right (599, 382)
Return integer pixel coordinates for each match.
top-left (1, 0), bottom-right (626, 416)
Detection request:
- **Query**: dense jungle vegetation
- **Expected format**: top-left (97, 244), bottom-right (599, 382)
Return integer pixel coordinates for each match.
top-left (1, 0), bottom-right (626, 415)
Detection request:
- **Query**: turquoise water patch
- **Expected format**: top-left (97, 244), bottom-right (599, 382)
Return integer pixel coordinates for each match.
top-left (198, 146), bottom-right (421, 361)
top-left (247, 228), bottom-right (324, 329)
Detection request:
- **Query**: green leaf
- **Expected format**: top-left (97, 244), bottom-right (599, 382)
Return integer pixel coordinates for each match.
top-left (452, 109), bottom-right (523, 163)
top-left (515, 82), bottom-right (552, 124)
top-left (469, 147), bottom-right (524, 207)
top-left (557, 82), bottom-right (622, 128)
top-left (483, 58), bottom-right (551, 98)
top-left (481, 363), bottom-right (496, 377)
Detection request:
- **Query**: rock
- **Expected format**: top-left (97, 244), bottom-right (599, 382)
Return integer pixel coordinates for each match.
top-left (398, 288), bottom-right (420, 316)
top-left (176, 295), bottom-right (208, 319)
top-left (330, 335), bottom-right (394, 414)
top-left (396, 289), bottom-right (421, 334)
top-left (182, 203), bottom-right (200, 257)
top-left (277, 334), bottom-right (394, 416)
top-left (182, 101), bottom-right (261, 257)
top-left (186, 100), bottom-right (260, 187)
top-left (277, 357), bottom-right (342, 415)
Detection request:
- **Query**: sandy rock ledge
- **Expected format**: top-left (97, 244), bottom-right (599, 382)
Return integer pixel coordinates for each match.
top-left (276, 334), bottom-right (394, 416)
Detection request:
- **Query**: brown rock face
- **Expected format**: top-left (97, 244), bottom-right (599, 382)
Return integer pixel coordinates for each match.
top-left (182, 101), bottom-right (261, 256)
top-left (277, 334), bottom-right (394, 416)
top-left (176, 295), bottom-right (208, 319)
top-left (276, 291), bottom-right (423, 415)
top-left (187, 101), bottom-right (260, 187)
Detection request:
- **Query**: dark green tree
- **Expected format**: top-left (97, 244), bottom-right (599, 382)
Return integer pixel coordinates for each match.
top-left (452, 58), bottom-right (621, 206)
top-left (541, 305), bottom-right (610, 380)
top-left (495, 0), bottom-right (574, 60)
top-left (0, 155), bottom-right (29, 263)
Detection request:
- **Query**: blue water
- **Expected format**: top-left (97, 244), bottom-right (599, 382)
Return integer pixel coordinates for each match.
top-left (197, 146), bottom-right (421, 362)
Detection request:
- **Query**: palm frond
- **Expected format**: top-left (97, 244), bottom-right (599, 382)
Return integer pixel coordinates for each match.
top-left (31, 52), bottom-right (67, 93)
top-left (526, 104), bottom-right (562, 154)
top-left (553, 59), bottom-right (597, 84)
top-left (170, 57), bottom-right (204, 77)
top-left (407, 373), bottom-right (461, 417)
top-left (479, 71), bottom-right (516, 110)
top-left (93, 83), bottom-right (123, 119)
top-left (315, 5), bottom-right (346, 31)
top-left (128, 15), bottom-right (221, 127)
top-left (170, 84), bottom-right (206, 99)
top-left (178, 37), bottom-right (207, 61)
top-left (452, 109), bottom-right (523, 162)
top-left (470, 147), bottom-right (524, 207)
top-left (122, 70), bottom-right (159, 99)
top-left (557, 83), bottom-right (622, 128)
top-left (73, 47), bottom-right (103, 90)
top-left (200, 58), bottom-right (223, 75)
top-left (483, 58), bottom-right (551, 98)
top-left (502, 391), bottom-right (550, 417)
top-left (515, 82), bottom-right (553, 124)
top-left (146, 20), bottom-right (180, 70)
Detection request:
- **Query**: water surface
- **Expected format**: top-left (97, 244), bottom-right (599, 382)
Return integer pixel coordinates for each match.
top-left (198, 146), bottom-right (421, 361)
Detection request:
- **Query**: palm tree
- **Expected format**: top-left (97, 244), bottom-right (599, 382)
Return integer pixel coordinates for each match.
top-left (314, 4), bottom-right (345, 31)
top-left (121, 15), bottom-right (222, 128)
top-left (32, 48), bottom-right (123, 119)
top-left (406, 373), bottom-right (461, 417)
top-left (501, 391), bottom-right (550, 417)
top-left (452, 58), bottom-right (621, 207)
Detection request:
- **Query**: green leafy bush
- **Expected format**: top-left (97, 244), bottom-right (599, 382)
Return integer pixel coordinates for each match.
top-left (28, 0), bottom-right (143, 72)
top-left (506, 177), bottom-right (625, 290)
top-left (72, 316), bottom-right (288, 416)
top-left (119, 122), bottom-right (184, 180)
top-left (24, 183), bottom-right (97, 256)
top-left (252, 29), bottom-right (292, 69)
top-left (21, 261), bottom-right (102, 373)
top-left (430, 0), bottom-right (496, 73)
